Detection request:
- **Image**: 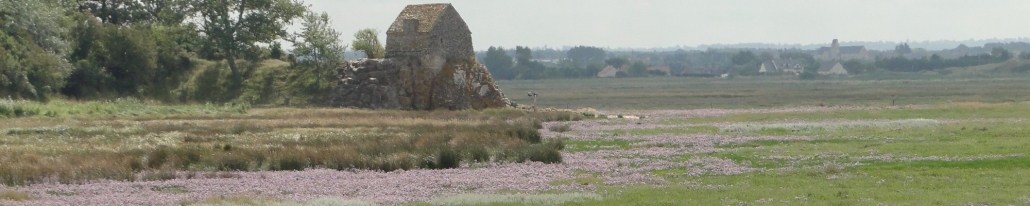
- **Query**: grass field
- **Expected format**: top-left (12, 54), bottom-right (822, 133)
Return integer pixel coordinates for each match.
top-left (496, 75), bottom-right (1030, 109)
top-left (547, 102), bottom-right (1030, 205)
top-left (2, 77), bottom-right (1030, 205)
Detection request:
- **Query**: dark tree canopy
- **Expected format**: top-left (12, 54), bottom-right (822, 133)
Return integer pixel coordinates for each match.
top-left (895, 43), bottom-right (912, 54)
top-left (483, 46), bottom-right (514, 80)
top-left (352, 28), bottom-right (384, 59)
top-left (194, 0), bottom-right (305, 80)
top-left (731, 50), bottom-right (757, 66)
top-left (605, 57), bottom-right (628, 68)
top-left (567, 46), bottom-right (606, 68)
top-left (515, 46), bottom-right (532, 64)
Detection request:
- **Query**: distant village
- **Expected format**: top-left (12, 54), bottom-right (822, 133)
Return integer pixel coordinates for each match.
top-left (478, 39), bottom-right (1030, 80)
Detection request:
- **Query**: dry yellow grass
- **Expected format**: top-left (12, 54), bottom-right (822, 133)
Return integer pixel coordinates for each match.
top-left (0, 106), bottom-right (577, 185)
top-left (0, 190), bottom-right (34, 201)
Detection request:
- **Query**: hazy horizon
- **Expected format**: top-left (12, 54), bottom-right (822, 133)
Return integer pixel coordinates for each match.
top-left (290, 0), bottom-right (1030, 51)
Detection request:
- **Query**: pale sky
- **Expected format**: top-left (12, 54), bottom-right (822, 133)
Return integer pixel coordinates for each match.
top-left (291, 0), bottom-right (1030, 50)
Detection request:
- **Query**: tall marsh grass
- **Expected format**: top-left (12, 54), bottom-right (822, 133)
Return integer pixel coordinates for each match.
top-left (0, 104), bottom-right (580, 186)
top-left (0, 97), bottom-right (247, 119)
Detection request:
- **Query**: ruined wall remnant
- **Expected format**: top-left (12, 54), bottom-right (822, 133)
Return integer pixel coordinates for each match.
top-left (329, 3), bottom-right (509, 110)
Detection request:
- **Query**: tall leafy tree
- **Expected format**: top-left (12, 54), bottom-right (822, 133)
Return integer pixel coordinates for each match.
top-left (567, 46), bottom-right (606, 68)
top-left (78, 0), bottom-right (140, 25)
top-left (628, 61), bottom-right (648, 77)
top-left (194, 0), bottom-right (305, 81)
top-left (289, 11), bottom-right (346, 99)
top-left (730, 50), bottom-right (756, 66)
top-left (515, 46), bottom-right (532, 64)
top-left (895, 43), bottom-right (912, 54)
top-left (137, 0), bottom-right (196, 25)
top-left (482, 46), bottom-right (513, 80)
top-left (605, 57), bottom-right (628, 68)
top-left (351, 28), bottom-right (384, 59)
top-left (0, 0), bottom-right (72, 100)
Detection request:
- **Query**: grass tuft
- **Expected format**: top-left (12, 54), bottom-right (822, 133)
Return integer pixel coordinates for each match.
top-left (0, 190), bottom-right (34, 201)
top-left (549, 123), bottom-right (573, 133)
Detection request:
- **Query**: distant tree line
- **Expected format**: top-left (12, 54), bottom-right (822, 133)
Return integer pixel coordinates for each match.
top-left (481, 43), bottom-right (1027, 80)
top-left (875, 47), bottom-right (1012, 72)
top-left (483, 46), bottom-right (606, 80)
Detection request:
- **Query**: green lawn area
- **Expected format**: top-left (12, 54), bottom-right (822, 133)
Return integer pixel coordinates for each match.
top-left (460, 101), bottom-right (1030, 205)
top-left (496, 76), bottom-right (1030, 109)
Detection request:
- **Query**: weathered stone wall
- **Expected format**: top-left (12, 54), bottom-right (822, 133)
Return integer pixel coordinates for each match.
top-left (335, 3), bottom-right (508, 110)
top-left (385, 20), bottom-right (430, 59)
top-left (428, 6), bottom-right (474, 61)
top-left (329, 58), bottom-right (509, 110)
top-left (385, 4), bottom-right (472, 61)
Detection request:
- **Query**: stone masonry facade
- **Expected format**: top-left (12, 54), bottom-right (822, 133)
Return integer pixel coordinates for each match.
top-left (329, 3), bottom-right (509, 110)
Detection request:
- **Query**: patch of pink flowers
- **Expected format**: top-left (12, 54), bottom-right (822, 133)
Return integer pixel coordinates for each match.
top-left (0, 162), bottom-right (586, 205)
top-left (4, 109), bottom-right (854, 205)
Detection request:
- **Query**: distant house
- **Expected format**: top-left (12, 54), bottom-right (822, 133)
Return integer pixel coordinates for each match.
top-left (815, 39), bottom-right (870, 61)
top-left (597, 65), bottom-right (620, 77)
top-left (817, 61), bottom-right (848, 75)
top-left (385, 3), bottom-right (473, 61)
top-left (679, 66), bottom-right (720, 77)
top-left (759, 59), bottom-right (805, 74)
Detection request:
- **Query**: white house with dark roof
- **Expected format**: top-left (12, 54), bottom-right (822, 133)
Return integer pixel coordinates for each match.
top-left (759, 59), bottom-right (805, 74)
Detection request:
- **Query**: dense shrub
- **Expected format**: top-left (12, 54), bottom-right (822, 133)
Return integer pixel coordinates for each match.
top-left (528, 142), bottom-right (562, 164)
top-left (62, 17), bottom-right (195, 100)
top-left (436, 148), bottom-right (461, 169)
top-left (549, 139), bottom-right (566, 150)
top-left (548, 124), bottom-right (572, 133)
top-left (468, 147), bottom-right (490, 163)
top-left (0, 0), bottom-right (72, 101)
top-left (273, 155), bottom-right (308, 171)
top-left (145, 146), bottom-right (171, 169)
top-left (509, 127), bottom-right (542, 144)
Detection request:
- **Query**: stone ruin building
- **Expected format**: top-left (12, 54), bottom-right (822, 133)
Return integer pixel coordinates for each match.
top-left (329, 3), bottom-right (510, 110)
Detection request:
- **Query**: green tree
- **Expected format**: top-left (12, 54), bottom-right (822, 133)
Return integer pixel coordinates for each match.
top-left (137, 0), bottom-right (196, 25)
top-left (759, 52), bottom-right (775, 62)
top-left (79, 0), bottom-right (140, 25)
top-left (194, 0), bottom-right (305, 81)
top-left (515, 46), bottom-right (532, 64)
top-left (351, 28), bottom-right (384, 59)
top-left (482, 46), bottom-right (514, 80)
top-left (799, 61), bottom-right (821, 80)
top-left (62, 15), bottom-right (195, 100)
top-left (567, 46), bottom-right (605, 68)
top-left (269, 41), bottom-right (283, 59)
top-left (628, 61), bottom-right (648, 77)
top-left (731, 50), bottom-right (756, 66)
top-left (605, 57), bottom-right (628, 68)
top-left (0, 0), bottom-right (72, 100)
top-left (730, 50), bottom-right (761, 75)
top-left (895, 43), bottom-right (912, 54)
top-left (991, 47), bottom-right (1011, 60)
top-left (289, 11), bottom-right (346, 102)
